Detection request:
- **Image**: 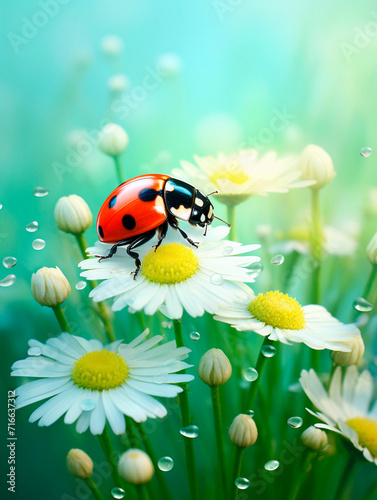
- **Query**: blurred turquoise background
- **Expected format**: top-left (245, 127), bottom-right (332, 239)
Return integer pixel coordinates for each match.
top-left (2, 1), bottom-right (377, 499)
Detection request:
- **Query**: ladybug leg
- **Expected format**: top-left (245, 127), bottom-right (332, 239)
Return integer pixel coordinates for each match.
top-left (168, 216), bottom-right (199, 248)
top-left (153, 221), bottom-right (168, 252)
top-left (96, 239), bottom-right (130, 262)
top-left (126, 229), bottom-right (156, 280)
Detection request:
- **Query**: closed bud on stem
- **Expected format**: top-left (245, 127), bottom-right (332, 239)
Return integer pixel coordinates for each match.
top-left (229, 414), bottom-right (258, 448)
top-left (54, 195), bottom-right (92, 234)
top-left (198, 348), bottom-right (232, 387)
top-left (366, 231), bottom-right (377, 265)
top-left (67, 449), bottom-right (93, 479)
top-left (31, 267), bottom-right (71, 307)
top-left (118, 449), bottom-right (154, 485)
top-left (98, 123), bottom-right (129, 156)
top-left (299, 144), bottom-right (335, 189)
top-left (331, 335), bottom-right (365, 366)
top-left (301, 426), bottom-right (328, 451)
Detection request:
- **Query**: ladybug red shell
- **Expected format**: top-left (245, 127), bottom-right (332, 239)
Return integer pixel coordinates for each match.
top-left (96, 174), bottom-right (216, 277)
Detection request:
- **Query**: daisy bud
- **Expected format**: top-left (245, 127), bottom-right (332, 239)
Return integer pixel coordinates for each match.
top-left (118, 449), bottom-right (154, 485)
top-left (198, 348), bottom-right (232, 387)
top-left (301, 426), bottom-right (328, 451)
top-left (100, 35), bottom-right (124, 57)
top-left (330, 335), bottom-right (365, 366)
top-left (229, 414), bottom-right (258, 448)
top-left (31, 267), bottom-right (71, 307)
top-left (67, 449), bottom-right (93, 479)
top-left (54, 195), bottom-right (92, 234)
top-left (299, 144), bottom-right (335, 189)
top-left (98, 123), bottom-right (129, 157)
top-left (366, 231), bottom-right (377, 265)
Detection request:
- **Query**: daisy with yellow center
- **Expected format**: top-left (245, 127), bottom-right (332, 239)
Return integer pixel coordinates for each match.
top-left (11, 331), bottom-right (194, 435)
top-left (79, 226), bottom-right (260, 319)
top-left (214, 288), bottom-right (360, 350)
top-left (300, 366), bottom-right (377, 465)
top-left (173, 150), bottom-right (314, 206)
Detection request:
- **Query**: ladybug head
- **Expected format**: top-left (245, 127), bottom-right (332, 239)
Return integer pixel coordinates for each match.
top-left (189, 189), bottom-right (214, 228)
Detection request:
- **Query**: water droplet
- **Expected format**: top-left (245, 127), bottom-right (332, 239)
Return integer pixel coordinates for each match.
top-left (353, 297), bottom-right (373, 312)
top-left (111, 487), bottom-right (125, 499)
top-left (264, 460), bottom-right (280, 471)
top-left (0, 203), bottom-right (3, 210)
top-left (261, 345), bottom-right (276, 358)
top-left (249, 262), bottom-right (263, 273)
top-left (243, 367), bottom-right (258, 382)
top-left (0, 274), bottom-right (16, 287)
top-left (26, 221), bottom-right (39, 232)
top-left (246, 410), bottom-right (255, 417)
top-left (33, 186), bottom-right (49, 197)
top-left (32, 238), bottom-right (46, 250)
top-left (154, 373), bottom-right (168, 384)
top-left (223, 246), bottom-right (233, 255)
top-left (80, 399), bottom-right (96, 412)
top-left (360, 147), bottom-right (372, 158)
top-left (3, 256), bottom-right (17, 268)
top-left (287, 416), bottom-right (303, 429)
top-left (28, 346), bottom-right (42, 356)
top-left (158, 456), bottom-right (174, 471)
top-left (179, 425), bottom-right (200, 439)
top-left (211, 273), bottom-right (224, 285)
top-left (235, 477), bottom-right (250, 490)
top-left (75, 281), bottom-right (87, 291)
top-left (190, 331), bottom-right (200, 341)
top-left (271, 254), bottom-right (285, 265)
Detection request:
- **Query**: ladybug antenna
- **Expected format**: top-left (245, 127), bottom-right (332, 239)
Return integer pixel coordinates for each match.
top-left (207, 190), bottom-right (218, 197)
top-left (214, 215), bottom-right (231, 227)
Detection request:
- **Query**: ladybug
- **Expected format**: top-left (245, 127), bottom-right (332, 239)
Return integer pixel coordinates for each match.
top-left (96, 174), bottom-right (223, 277)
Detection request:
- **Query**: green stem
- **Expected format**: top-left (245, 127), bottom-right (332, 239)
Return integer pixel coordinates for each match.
top-left (362, 265), bottom-right (377, 301)
top-left (333, 455), bottom-right (357, 500)
top-left (136, 311), bottom-right (149, 332)
top-left (136, 484), bottom-right (149, 500)
top-left (85, 477), bottom-right (105, 500)
top-left (173, 319), bottom-right (199, 500)
top-left (287, 450), bottom-right (314, 500)
top-left (125, 417), bottom-right (142, 449)
top-left (75, 232), bottom-right (89, 260)
top-left (230, 447), bottom-right (244, 500)
top-left (52, 304), bottom-right (72, 333)
top-left (114, 155), bottom-right (124, 184)
top-left (363, 476), bottom-right (377, 500)
top-left (98, 426), bottom-right (123, 488)
top-left (244, 337), bottom-right (275, 411)
top-left (211, 386), bottom-right (228, 496)
top-left (135, 422), bottom-right (173, 500)
top-left (310, 189), bottom-right (322, 304)
top-left (227, 205), bottom-right (237, 241)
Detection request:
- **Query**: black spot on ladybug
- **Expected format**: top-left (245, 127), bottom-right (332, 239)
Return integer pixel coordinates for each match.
top-left (109, 195), bottom-right (117, 209)
top-left (122, 214), bottom-right (136, 230)
top-left (138, 188), bottom-right (161, 202)
top-left (98, 225), bottom-right (104, 238)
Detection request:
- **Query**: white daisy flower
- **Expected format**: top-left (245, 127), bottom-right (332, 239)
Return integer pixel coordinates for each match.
top-left (11, 331), bottom-right (194, 435)
top-left (79, 226), bottom-right (260, 320)
top-left (214, 288), bottom-right (360, 350)
top-left (300, 366), bottom-right (377, 465)
top-left (173, 150), bottom-right (314, 206)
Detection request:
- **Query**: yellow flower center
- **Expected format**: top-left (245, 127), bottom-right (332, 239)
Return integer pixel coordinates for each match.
top-left (346, 417), bottom-right (377, 458)
top-left (71, 350), bottom-right (128, 390)
top-left (141, 243), bottom-right (199, 284)
top-left (248, 291), bottom-right (306, 330)
top-left (209, 165), bottom-right (249, 186)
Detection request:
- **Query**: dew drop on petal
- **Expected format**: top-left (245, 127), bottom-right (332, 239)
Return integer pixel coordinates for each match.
top-left (111, 487), bottom-right (125, 499)
top-left (223, 246), bottom-right (233, 255)
top-left (249, 262), bottom-right (264, 273)
top-left (158, 456), bottom-right (174, 471)
top-left (261, 345), bottom-right (276, 358)
top-left (210, 273), bottom-right (224, 285)
top-left (190, 331), bottom-right (200, 341)
top-left (246, 410), bottom-right (255, 417)
top-left (26, 221), bottom-right (39, 232)
top-left (271, 254), bottom-right (285, 265)
top-left (243, 367), bottom-right (258, 382)
top-left (179, 425), bottom-right (200, 439)
top-left (353, 297), bottom-right (373, 312)
top-left (32, 239), bottom-right (46, 250)
top-left (33, 186), bottom-right (49, 197)
top-left (265, 460), bottom-right (280, 471)
top-left (75, 281), bottom-right (87, 291)
top-left (3, 256), bottom-right (17, 268)
top-left (0, 274), bottom-right (16, 287)
top-left (80, 399), bottom-right (96, 412)
top-left (235, 477), bottom-right (250, 490)
top-left (154, 373), bottom-right (168, 384)
top-left (28, 346), bottom-right (42, 356)
top-left (287, 416), bottom-right (303, 429)
top-left (360, 147), bottom-right (372, 158)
